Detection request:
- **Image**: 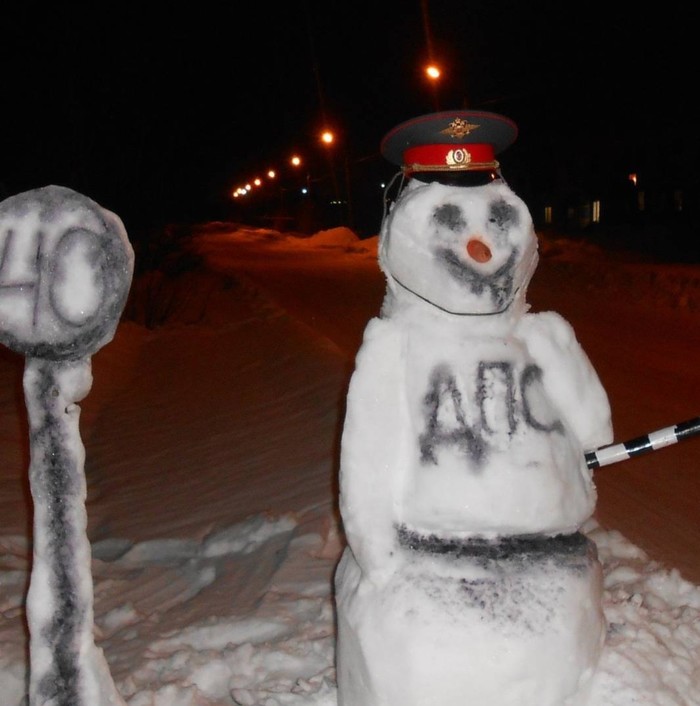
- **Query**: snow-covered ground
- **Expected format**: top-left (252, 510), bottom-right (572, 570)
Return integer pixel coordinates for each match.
top-left (1, 223), bottom-right (699, 704)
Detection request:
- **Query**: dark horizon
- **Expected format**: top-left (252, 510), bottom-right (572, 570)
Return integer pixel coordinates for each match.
top-left (3, 3), bottom-right (698, 258)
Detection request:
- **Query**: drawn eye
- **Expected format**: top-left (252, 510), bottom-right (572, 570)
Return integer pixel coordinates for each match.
top-left (488, 200), bottom-right (518, 229)
top-left (433, 203), bottom-right (465, 231)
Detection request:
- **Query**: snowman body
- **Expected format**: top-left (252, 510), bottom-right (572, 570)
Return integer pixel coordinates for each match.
top-left (335, 180), bottom-right (613, 706)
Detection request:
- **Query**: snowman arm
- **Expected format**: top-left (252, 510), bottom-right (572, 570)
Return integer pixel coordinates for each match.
top-left (339, 317), bottom-right (404, 577)
top-left (517, 311), bottom-right (613, 450)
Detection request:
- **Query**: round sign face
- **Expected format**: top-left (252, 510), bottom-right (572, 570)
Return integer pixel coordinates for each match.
top-left (0, 185), bottom-right (134, 360)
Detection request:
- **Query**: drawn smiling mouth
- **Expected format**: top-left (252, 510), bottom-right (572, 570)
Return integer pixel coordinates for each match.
top-left (435, 247), bottom-right (518, 308)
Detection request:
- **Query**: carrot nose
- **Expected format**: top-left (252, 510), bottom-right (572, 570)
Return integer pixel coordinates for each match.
top-left (466, 238), bottom-right (492, 263)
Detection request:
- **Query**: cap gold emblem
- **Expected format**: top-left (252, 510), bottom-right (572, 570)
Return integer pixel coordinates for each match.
top-left (446, 148), bottom-right (471, 167)
top-left (440, 117), bottom-right (479, 139)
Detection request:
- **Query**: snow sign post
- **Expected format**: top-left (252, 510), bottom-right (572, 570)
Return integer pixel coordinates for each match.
top-left (0, 186), bottom-right (133, 706)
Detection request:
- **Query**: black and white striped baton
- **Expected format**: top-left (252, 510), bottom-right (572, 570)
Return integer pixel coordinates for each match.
top-left (585, 417), bottom-right (700, 470)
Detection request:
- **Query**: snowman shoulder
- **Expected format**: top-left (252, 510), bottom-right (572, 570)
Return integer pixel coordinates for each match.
top-left (345, 317), bottom-right (406, 433)
top-left (515, 310), bottom-right (578, 351)
top-left (352, 316), bottom-right (404, 374)
top-left (516, 311), bottom-right (613, 450)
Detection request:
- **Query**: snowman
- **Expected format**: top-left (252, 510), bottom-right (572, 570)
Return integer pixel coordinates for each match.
top-left (335, 111), bottom-right (613, 706)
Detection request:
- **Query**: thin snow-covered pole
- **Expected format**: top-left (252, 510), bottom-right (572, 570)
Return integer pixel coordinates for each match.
top-left (24, 357), bottom-right (107, 705)
top-left (585, 417), bottom-right (700, 470)
top-left (0, 187), bottom-right (133, 706)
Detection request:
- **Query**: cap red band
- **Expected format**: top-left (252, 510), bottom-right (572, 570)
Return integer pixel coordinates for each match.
top-left (403, 143), bottom-right (497, 172)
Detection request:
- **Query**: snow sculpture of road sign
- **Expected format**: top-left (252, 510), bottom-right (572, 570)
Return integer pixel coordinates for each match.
top-left (0, 185), bottom-right (133, 706)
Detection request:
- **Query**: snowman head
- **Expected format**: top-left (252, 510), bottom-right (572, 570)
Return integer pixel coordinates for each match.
top-left (379, 178), bottom-right (538, 317)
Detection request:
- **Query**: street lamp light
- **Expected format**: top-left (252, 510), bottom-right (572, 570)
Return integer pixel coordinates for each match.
top-left (425, 64), bottom-right (440, 80)
top-left (318, 127), bottom-right (341, 205)
top-left (318, 126), bottom-right (354, 228)
top-left (425, 62), bottom-right (442, 110)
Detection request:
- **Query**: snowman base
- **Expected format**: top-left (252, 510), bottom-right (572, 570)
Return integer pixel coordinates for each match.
top-left (335, 531), bottom-right (605, 706)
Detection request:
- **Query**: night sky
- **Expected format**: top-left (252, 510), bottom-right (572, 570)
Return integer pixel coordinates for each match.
top-left (3, 3), bottom-right (698, 243)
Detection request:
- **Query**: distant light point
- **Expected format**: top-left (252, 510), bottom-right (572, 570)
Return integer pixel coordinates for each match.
top-left (426, 64), bottom-right (441, 80)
